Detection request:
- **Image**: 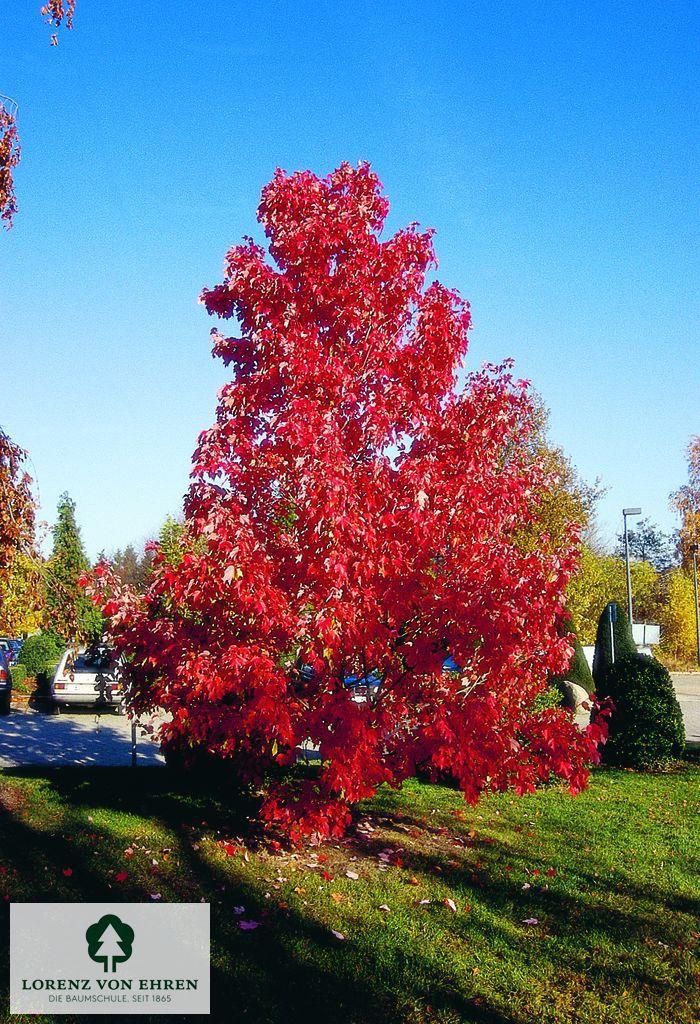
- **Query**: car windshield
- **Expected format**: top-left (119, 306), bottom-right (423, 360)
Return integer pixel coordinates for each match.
top-left (68, 646), bottom-right (115, 673)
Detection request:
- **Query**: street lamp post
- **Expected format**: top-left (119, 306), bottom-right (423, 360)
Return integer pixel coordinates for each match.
top-left (623, 507), bottom-right (642, 625)
top-left (691, 543), bottom-right (700, 669)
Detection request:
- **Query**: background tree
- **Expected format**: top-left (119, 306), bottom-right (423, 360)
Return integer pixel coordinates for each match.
top-left (157, 515), bottom-right (185, 567)
top-left (0, 427), bottom-right (38, 618)
top-left (110, 543), bottom-right (153, 592)
top-left (90, 163), bottom-right (608, 841)
top-left (566, 548), bottom-right (659, 646)
top-left (656, 568), bottom-right (698, 666)
top-left (614, 517), bottom-right (675, 571)
top-left (671, 435), bottom-right (700, 569)
top-left (0, 552), bottom-right (45, 636)
top-left (46, 492), bottom-right (101, 641)
top-left (514, 393), bottom-right (603, 555)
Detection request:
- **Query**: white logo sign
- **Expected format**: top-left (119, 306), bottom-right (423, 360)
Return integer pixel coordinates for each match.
top-left (11, 903), bottom-right (210, 1015)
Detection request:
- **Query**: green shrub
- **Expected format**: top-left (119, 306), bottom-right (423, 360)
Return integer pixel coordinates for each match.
top-left (597, 653), bottom-right (685, 768)
top-left (17, 633), bottom-right (64, 678)
top-left (530, 685), bottom-right (564, 714)
top-left (592, 602), bottom-right (637, 688)
top-left (9, 664), bottom-right (28, 692)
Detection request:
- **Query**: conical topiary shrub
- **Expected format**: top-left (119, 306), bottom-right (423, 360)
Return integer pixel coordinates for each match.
top-left (595, 653), bottom-right (685, 768)
top-left (592, 602), bottom-right (637, 689)
top-left (551, 616), bottom-right (594, 695)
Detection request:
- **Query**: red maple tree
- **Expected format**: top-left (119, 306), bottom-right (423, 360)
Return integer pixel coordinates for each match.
top-left (88, 162), bottom-right (608, 842)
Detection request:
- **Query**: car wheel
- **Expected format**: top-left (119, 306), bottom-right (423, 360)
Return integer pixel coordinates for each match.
top-left (0, 694), bottom-right (10, 715)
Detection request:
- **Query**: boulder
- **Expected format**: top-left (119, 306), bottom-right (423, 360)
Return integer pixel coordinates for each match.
top-left (559, 680), bottom-right (592, 714)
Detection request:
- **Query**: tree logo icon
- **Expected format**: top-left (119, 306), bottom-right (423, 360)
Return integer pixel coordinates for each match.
top-left (85, 914), bottom-right (135, 972)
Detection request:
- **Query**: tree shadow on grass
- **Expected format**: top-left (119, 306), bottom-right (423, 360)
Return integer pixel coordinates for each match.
top-left (343, 793), bottom-right (700, 1011)
top-left (0, 767), bottom-right (515, 1024)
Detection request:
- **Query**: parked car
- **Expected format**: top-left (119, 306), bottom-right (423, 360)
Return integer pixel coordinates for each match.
top-left (0, 647), bottom-right (12, 714)
top-left (51, 642), bottom-right (125, 714)
top-left (0, 638), bottom-right (22, 666)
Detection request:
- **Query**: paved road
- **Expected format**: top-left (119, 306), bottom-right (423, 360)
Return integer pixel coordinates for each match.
top-left (0, 706), bottom-right (165, 768)
top-left (0, 675), bottom-right (697, 768)
top-left (672, 673), bottom-right (700, 744)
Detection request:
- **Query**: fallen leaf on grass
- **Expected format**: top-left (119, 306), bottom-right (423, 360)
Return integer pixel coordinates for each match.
top-left (521, 918), bottom-right (539, 926)
top-left (331, 930), bottom-right (346, 940)
top-left (330, 893), bottom-right (344, 903)
top-left (345, 870), bottom-right (359, 880)
top-left (150, 893), bottom-right (162, 901)
top-left (114, 872), bottom-right (129, 883)
top-left (222, 843), bottom-right (237, 857)
top-left (233, 906), bottom-right (245, 915)
top-left (378, 904), bottom-right (391, 913)
top-left (239, 920), bottom-right (259, 931)
top-left (407, 877), bottom-right (420, 886)
top-left (443, 898), bottom-right (458, 913)
top-left (321, 870), bottom-right (334, 881)
top-left (62, 868), bottom-right (73, 877)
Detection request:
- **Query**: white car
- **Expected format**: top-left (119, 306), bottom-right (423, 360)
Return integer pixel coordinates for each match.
top-left (51, 643), bottom-right (125, 714)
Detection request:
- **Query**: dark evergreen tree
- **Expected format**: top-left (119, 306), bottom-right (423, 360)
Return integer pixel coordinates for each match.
top-left (592, 601), bottom-right (637, 688)
top-left (45, 492), bottom-right (102, 641)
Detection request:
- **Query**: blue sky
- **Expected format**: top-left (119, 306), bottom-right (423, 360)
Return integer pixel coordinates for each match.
top-left (1, 1), bottom-right (698, 559)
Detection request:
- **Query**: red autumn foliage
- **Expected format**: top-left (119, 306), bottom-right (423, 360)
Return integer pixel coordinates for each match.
top-left (86, 162), bottom-right (609, 842)
top-left (41, 0), bottom-right (76, 44)
top-left (0, 100), bottom-right (20, 228)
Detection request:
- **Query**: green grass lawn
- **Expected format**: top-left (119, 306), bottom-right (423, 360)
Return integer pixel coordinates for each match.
top-left (1, 761), bottom-right (699, 1024)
